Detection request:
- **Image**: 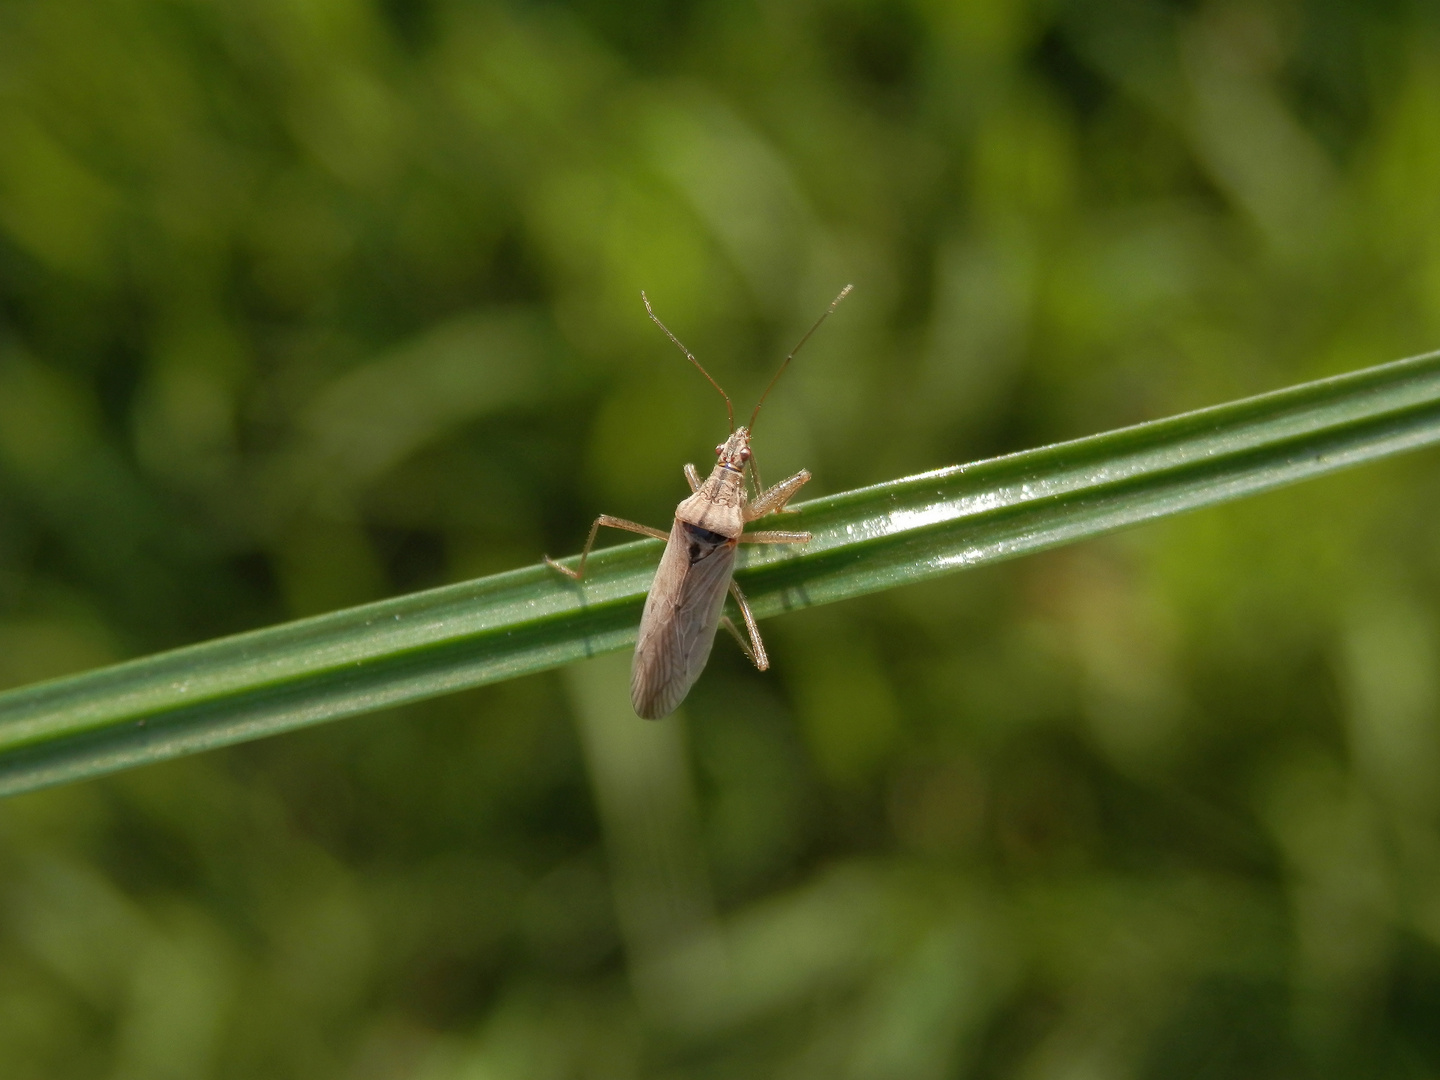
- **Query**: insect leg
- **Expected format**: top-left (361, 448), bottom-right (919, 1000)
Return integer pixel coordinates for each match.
top-left (747, 454), bottom-right (765, 500)
top-left (544, 515), bottom-right (668, 580)
top-left (718, 617), bottom-right (756, 664)
top-left (745, 469), bottom-right (811, 520)
top-left (684, 463), bottom-right (702, 492)
top-left (725, 578), bottom-right (770, 670)
top-left (741, 530), bottom-right (811, 543)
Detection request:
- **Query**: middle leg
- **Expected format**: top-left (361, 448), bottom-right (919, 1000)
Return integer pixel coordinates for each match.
top-left (741, 530), bottom-right (811, 544)
top-left (544, 514), bottom-right (668, 580)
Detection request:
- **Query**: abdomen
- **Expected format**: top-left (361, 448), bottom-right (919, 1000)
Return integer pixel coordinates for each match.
top-left (630, 521), bottom-right (737, 719)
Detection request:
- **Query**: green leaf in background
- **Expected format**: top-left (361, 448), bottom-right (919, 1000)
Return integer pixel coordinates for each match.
top-left (3, 346), bottom-right (1439, 796)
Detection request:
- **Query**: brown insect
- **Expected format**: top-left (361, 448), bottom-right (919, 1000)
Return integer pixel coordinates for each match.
top-left (546, 285), bottom-right (852, 718)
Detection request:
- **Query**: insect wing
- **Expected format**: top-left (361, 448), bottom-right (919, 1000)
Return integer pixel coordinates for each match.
top-left (631, 521), bottom-right (737, 718)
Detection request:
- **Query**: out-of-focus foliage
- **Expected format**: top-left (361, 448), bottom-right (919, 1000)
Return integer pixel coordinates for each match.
top-left (3, 0), bottom-right (1440, 1075)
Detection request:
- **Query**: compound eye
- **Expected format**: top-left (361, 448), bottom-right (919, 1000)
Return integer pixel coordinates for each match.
top-left (714, 444), bottom-right (724, 456)
top-left (740, 447), bottom-right (752, 461)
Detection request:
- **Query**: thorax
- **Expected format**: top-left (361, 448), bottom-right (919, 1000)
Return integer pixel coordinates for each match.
top-left (675, 463), bottom-right (746, 537)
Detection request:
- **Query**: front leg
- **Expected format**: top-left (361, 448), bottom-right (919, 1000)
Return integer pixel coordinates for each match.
top-left (684, 463), bottom-right (702, 492)
top-left (544, 515), bottom-right (669, 580)
top-left (744, 468), bottom-right (811, 521)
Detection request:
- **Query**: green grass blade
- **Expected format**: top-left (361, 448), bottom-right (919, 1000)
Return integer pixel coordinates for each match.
top-left (3, 348), bottom-right (1440, 795)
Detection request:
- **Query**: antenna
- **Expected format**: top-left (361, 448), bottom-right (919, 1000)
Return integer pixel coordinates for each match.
top-left (748, 284), bottom-right (853, 433)
top-left (642, 292), bottom-right (735, 432)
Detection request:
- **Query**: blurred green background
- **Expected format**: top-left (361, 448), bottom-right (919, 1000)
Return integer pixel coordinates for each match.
top-left (4, 0), bottom-right (1440, 1075)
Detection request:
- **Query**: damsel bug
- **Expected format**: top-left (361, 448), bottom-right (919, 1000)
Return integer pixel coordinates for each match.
top-left (546, 285), bottom-right (853, 719)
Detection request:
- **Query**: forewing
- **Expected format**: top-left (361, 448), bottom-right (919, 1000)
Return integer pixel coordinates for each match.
top-left (631, 522), bottom-right (737, 719)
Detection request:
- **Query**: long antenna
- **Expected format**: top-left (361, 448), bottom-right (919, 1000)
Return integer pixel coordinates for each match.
top-left (748, 284), bottom-right (853, 433)
top-left (642, 291), bottom-right (735, 432)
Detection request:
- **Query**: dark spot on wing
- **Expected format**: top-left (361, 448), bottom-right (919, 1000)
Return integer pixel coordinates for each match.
top-left (682, 522), bottom-right (731, 565)
top-left (683, 524), bottom-right (729, 546)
